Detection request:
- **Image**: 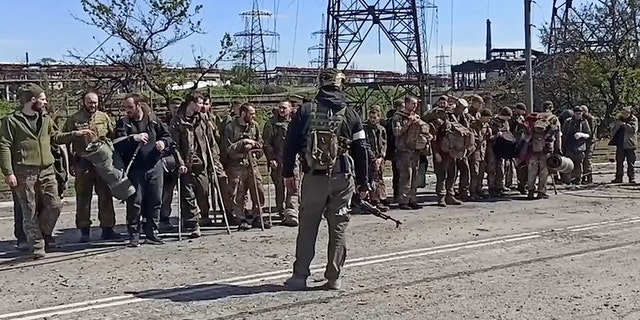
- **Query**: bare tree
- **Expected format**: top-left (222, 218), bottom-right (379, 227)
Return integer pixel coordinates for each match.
top-left (71, 0), bottom-right (234, 102)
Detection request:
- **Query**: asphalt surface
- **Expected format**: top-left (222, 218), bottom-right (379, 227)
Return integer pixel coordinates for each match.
top-left (0, 166), bottom-right (639, 320)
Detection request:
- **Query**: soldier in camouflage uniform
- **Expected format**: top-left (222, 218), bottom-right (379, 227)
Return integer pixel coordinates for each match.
top-left (222, 103), bottom-right (269, 230)
top-left (469, 108), bottom-right (492, 199)
top-left (509, 103), bottom-right (529, 194)
top-left (392, 96), bottom-right (423, 210)
top-left (62, 90), bottom-right (119, 242)
top-left (580, 105), bottom-right (598, 184)
top-left (364, 106), bottom-right (388, 211)
top-left (0, 83), bottom-right (92, 258)
top-left (486, 107), bottom-right (512, 197)
top-left (263, 100), bottom-right (299, 226)
top-left (170, 93), bottom-right (218, 237)
top-left (450, 99), bottom-right (473, 200)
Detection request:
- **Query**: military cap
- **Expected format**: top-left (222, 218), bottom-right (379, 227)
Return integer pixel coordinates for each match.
top-left (318, 68), bottom-right (346, 88)
top-left (572, 105), bottom-right (584, 112)
top-left (18, 83), bottom-right (44, 103)
top-left (514, 102), bottom-right (527, 111)
top-left (499, 106), bottom-right (513, 117)
top-left (369, 105), bottom-right (382, 113)
top-left (480, 108), bottom-right (493, 117)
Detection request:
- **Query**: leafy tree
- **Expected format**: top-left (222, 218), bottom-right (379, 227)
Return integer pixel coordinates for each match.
top-left (538, 0), bottom-right (640, 125)
top-left (72, 0), bottom-right (234, 103)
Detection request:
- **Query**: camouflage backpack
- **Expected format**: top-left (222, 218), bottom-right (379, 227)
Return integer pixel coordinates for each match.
top-left (304, 103), bottom-right (348, 171)
top-left (441, 122), bottom-right (475, 159)
top-left (405, 119), bottom-right (432, 155)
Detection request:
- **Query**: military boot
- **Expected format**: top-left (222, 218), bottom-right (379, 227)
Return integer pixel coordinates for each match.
top-left (127, 227), bottom-right (140, 247)
top-left (15, 240), bottom-right (30, 252)
top-left (43, 235), bottom-right (57, 253)
top-left (79, 228), bottom-right (91, 243)
top-left (284, 274), bottom-right (308, 290)
top-left (188, 224), bottom-right (202, 238)
top-left (237, 220), bottom-right (252, 231)
top-left (32, 246), bottom-right (45, 259)
top-left (445, 196), bottom-right (462, 205)
top-left (101, 227), bottom-right (120, 240)
top-left (537, 192), bottom-right (549, 199)
top-left (611, 178), bottom-right (623, 183)
top-left (158, 220), bottom-right (174, 233)
top-left (437, 196), bottom-right (447, 207)
top-left (320, 278), bottom-right (342, 290)
top-left (144, 229), bottom-right (164, 245)
top-left (251, 217), bottom-right (272, 229)
top-left (527, 190), bottom-right (536, 200)
top-left (199, 216), bottom-right (215, 227)
top-left (409, 202), bottom-right (423, 210)
top-left (399, 203), bottom-right (412, 210)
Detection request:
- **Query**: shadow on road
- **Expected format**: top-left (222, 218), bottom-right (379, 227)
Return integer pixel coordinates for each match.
top-left (127, 283), bottom-right (289, 302)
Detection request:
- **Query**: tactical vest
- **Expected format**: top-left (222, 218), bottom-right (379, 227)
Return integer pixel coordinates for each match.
top-left (304, 103), bottom-right (348, 171)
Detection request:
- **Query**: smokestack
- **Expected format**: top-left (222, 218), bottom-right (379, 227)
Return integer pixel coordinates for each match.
top-left (25, 52), bottom-right (30, 65)
top-left (486, 19), bottom-right (492, 61)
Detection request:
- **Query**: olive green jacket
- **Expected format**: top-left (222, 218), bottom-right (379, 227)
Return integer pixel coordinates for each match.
top-left (62, 109), bottom-right (114, 167)
top-left (0, 111), bottom-right (75, 176)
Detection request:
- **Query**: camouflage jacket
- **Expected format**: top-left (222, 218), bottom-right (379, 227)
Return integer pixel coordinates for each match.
top-left (170, 111), bottom-right (219, 172)
top-left (222, 117), bottom-right (263, 166)
top-left (62, 109), bottom-right (114, 168)
top-left (262, 115), bottom-right (290, 162)
top-left (391, 110), bottom-right (414, 153)
top-left (364, 121), bottom-right (387, 158)
top-left (469, 119), bottom-right (490, 161)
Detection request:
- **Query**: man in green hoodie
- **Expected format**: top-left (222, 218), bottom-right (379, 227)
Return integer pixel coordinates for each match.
top-left (0, 83), bottom-right (93, 258)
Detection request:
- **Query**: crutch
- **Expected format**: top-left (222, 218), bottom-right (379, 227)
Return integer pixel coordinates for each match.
top-left (177, 172), bottom-right (182, 241)
top-left (248, 151), bottom-right (265, 231)
top-left (212, 172), bottom-right (232, 234)
top-left (266, 164), bottom-right (273, 226)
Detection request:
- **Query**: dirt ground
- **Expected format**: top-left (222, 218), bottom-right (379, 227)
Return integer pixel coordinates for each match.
top-left (0, 163), bottom-right (639, 320)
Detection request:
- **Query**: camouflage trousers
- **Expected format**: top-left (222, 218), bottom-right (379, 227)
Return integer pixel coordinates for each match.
top-left (293, 172), bottom-right (353, 281)
top-left (227, 164), bottom-right (265, 221)
top-left (396, 151), bottom-right (420, 204)
top-left (13, 165), bottom-right (62, 249)
top-left (486, 142), bottom-right (505, 191)
top-left (74, 166), bottom-right (116, 229)
top-left (434, 152), bottom-right (456, 197)
top-left (370, 160), bottom-right (387, 202)
top-left (180, 165), bottom-right (210, 228)
top-left (454, 157), bottom-right (470, 196)
top-left (582, 142), bottom-right (595, 183)
top-left (527, 153), bottom-right (549, 194)
top-left (469, 151), bottom-right (486, 196)
top-left (270, 163), bottom-right (299, 218)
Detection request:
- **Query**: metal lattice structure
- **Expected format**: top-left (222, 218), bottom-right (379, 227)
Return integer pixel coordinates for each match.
top-left (308, 14), bottom-right (327, 68)
top-left (324, 0), bottom-right (427, 111)
top-left (234, 0), bottom-right (280, 81)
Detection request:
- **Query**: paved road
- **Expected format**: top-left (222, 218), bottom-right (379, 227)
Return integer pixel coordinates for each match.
top-left (0, 171), bottom-right (639, 319)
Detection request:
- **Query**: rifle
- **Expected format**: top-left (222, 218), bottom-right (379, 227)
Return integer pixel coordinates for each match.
top-left (352, 196), bottom-right (402, 228)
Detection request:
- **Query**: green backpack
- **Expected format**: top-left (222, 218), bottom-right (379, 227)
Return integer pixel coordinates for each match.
top-left (304, 103), bottom-right (348, 171)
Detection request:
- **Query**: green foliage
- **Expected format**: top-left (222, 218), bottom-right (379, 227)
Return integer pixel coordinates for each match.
top-left (537, 0), bottom-right (640, 123)
top-left (0, 100), bottom-right (14, 117)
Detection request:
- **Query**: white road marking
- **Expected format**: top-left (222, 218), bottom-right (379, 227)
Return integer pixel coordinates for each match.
top-left (2, 216), bottom-right (640, 320)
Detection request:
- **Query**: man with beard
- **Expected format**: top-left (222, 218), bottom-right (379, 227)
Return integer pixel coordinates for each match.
top-left (62, 89), bottom-right (119, 242)
top-left (222, 103), bottom-right (269, 230)
top-left (114, 93), bottom-right (173, 246)
top-left (170, 93), bottom-right (218, 237)
top-left (263, 100), bottom-right (299, 226)
top-left (0, 83), bottom-right (92, 258)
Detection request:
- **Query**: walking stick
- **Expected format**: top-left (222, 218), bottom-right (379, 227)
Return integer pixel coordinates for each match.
top-left (248, 150), bottom-right (265, 231)
top-left (212, 171), bottom-right (232, 234)
top-left (177, 172), bottom-right (182, 241)
top-left (266, 163), bottom-right (273, 226)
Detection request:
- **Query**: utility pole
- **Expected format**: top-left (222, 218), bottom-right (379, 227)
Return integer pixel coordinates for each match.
top-left (524, 0), bottom-right (534, 113)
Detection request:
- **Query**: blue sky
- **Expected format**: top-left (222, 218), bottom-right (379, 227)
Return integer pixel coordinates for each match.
top-left (0, 0), bottom-right (576, 72)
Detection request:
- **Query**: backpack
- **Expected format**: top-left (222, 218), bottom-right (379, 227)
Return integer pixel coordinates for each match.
top-left (405, 119), bottom-right (432, 155)
top-left (304, 103), bottom-right (348, 171)
top-left (440, 122), bottom-right (475, 159)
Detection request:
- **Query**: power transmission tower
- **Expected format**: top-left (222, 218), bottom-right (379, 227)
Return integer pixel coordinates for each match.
top-left (434, 45), bottom-right (449, 76)
top-left (325, 0), bottom-right (427, 111)
top-left (233, 0), bottom-right (280, 82)
top-left (308, 14), bottom-right (326, 68)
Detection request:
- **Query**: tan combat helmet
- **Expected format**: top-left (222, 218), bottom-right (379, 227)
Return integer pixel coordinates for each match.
top-left (318, 68), bottom-right (346, 88)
